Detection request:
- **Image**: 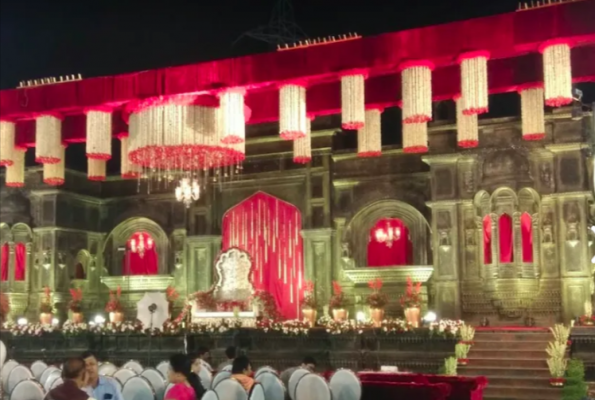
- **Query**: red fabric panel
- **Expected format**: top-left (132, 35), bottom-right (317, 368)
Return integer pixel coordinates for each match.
top-left (521, 213), bottom-right (533, 263)
top-left (221, 192), bottom-right (304, 320)
top-left (14, 242), bottom-right (25, 281)
top-left (483, 215), bottom-right (492, 264)
top-left (498, 214), bottom-right (514, 263)
top-left (1, 244), bottom-right (8, 281)
top-left (361, 381), bottom-right (449, 400)
top-left (123, 232), bottom-right (158, 275)
top-left (367, 218), bottom-right (411, 267)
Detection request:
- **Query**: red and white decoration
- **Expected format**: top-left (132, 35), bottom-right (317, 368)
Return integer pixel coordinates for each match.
top-left (35, 114), bottom-right (62, 164)
top-left (341, 73), bottom-right (366, 130)
top-left (219, 89), bottom-right (246, 144)
top-left (368, 218), bottom-right (412, 267)
top-left (85, 110), bottom-right (112, 160)
top-left (458, 51), bottom-right (490, 115)
top-left (519, 85), bottom-right (546, 141)
top-left (43, 144), bottom-right (66, 186)
top-left (455, 95), bottom-right (479, 148)
top-left (293, 116), bottom-right (313, 164)
top-left (400, 61), bottom-right (433, 124)
top-left (402, 122), bottom-right (428, 154)
top-left (5, 147), bottom-right (26, 187)
top-left (119, 134), bottom-right (141, 179)
top-left (358, 108), bottom-right (382, 157)
top-left (0, 120), bottom-right (15, 166)
top-left (124, 231), bottom-right (158, 275)
top-left (222, 192), bottom-right (304, 319)
top-left (88, 159), bottom-right (106, 181)
top-left (279, 84), bottom-right (307, 140)
top-left (539, 40), bottom-right (573, 107)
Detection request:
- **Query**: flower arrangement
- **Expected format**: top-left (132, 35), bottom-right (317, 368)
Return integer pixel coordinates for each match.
top-left (7, 321), bottom-right (56, 336)
top-left (192, 288), bottom-right (217, 311)
top-left (546, 341), bottom-right (567, 359)
top-left (251, 290), bottom-right (281, 320)
top-left (0, 291), bottom-right (10, 324)
top-left (329, 281), bottom-right (348, 309)
top-left (550, 323), bottom-right (570, 345)
top-left (40, 286), bottom-right (54, 314)
top-left (105, 286), bottom-right (123, 313)
top-left (366, 278), bottom-right (388, 309)
top-left (62, 320), bottom-right (89, 336)
top-left (429, 320), bottom-right (464, 337)
top-left (400, 277), bottom-right (422, 309)
top-left (547, 357), bottom-right (567, 384)
top-left (443, 357), bottom-right (458, 376)
top-left (458, 324), bottom-right (475, 344)
top-left (280, 319), bottom-right (311, 336)
top-left (301, 281), bottom-right (318, 310)
top-left (578, 314), bottom-right (595, 326)
top-left (188, 319), bottom-right (240, 334)
top-left (95, 320), bottom-right (143, 334)
top-left (255, 318), bottom-right (283, 333)
top-left (166, 286), bottom-right (179, 303)
top-left (218, 300), bottom-right (246, 312)
top-left (324, 319), bottom-right (370, 335)
top-left (68, 288), bottom-right (83, 313)
top-left (381, 318), bottom-right (409, 334)
top-left (455, 343), bottom-right (471, 364)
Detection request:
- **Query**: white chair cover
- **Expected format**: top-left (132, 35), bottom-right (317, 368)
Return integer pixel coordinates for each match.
top-left (288, 369), bottom-right (310, 400)
top-left (50, 377), bottom-right (63, 389)
top-left (39, 366), bottom-right (60, 387)
top-left (198, 366), bottom-right (213, 390)
top-left (214, 378), bottom-right (248, 400)
top-left (295, 374), bottom-right (331, 400)
top-left (203, 390), bottom-right (220, 400)
top-left (255, 371), bottom-right (285, 400)
top-left (10, 379), bottom-right (45, 400)
top-left (30, 361), bottom-right (48, 380)
top-left (254, 366), bottom-right (277, 379)
top-left (98, 362), bottom-right (118, 376)
top-left (113, 368), bottom-right (137, 385)
top-left (329, 369), bottom-right (361, 400)
top-left (0, 340), bottom-right (6, 367)
top-left (122, 360), bottom-right (144, 375)
top-left (141, 368), bottom-right (166, 400)
top-left (122, 376), bottom-right (156, 400)
top-left (7, 364), bottom-right (33, 394)
top-left (1, 359), bottom-right (18, 391)
top-left (211, 371), bottom-right (232, 389)
top-left (111, 376), bottom-right (123, 393)
top-left (156, 361), bottom-right (169, 381)
top-left (43, 369), bottom-right (62, 393)
top-left (221, 364), bottom-right (232, 372)
top-left (248, 382), bottom-right (266, 400)
top-left (164, 382), bottom-right (174, 398)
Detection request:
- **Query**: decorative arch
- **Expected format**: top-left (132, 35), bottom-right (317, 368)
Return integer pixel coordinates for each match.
top-left (489, 187), bottom-right (518, 215)
top-left (73, 249), bottom-right (91, 280)
top-left (101, 217), bottom-right (169, 275)
top-left (345, 199), bottom-right (430, 267)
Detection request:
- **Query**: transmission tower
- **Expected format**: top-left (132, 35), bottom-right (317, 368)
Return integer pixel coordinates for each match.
top-left (234, 0), bottom-right (307, 49)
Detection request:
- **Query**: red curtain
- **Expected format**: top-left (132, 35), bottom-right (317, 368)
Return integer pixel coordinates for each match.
top-left (1, 244), bottom-right (8, 281)
top-left (74, 263), bottom-right (86, 279)
top-left (221, 192), bottom-right (304, 320)
top-left (14, 242), bottom-right (25, 281)
top-left (367, 218), bottom-right (411, 267)
top-left (521, 213), bottom-right (533, 263)
top-left (123, 232), bottom-right (158, 275)
top-left (483, 215), bottom-right (492, 264)
top-left (498, 214), bottom-right (514, 263)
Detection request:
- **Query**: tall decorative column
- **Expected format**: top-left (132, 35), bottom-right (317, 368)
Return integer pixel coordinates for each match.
top-left (301, 228), bottom-right (334, 312)
top-left (185, 235), bottom-right (222, 294)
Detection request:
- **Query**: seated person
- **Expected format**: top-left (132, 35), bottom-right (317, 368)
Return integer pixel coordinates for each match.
top-left (195, 347), bottom-right (213, 372)
top-left (45, 357), bottom-right (91, 400)
top-left (280, 356), bottom-right (317, 388)
top-left (81, 351), bottom-right (123, 400)
top-left (231, 355), bottom-right (255, 392)
top-left (217, 346), bottom-right (236, 371)
top-left (166, 354), bottom-right (205, 400)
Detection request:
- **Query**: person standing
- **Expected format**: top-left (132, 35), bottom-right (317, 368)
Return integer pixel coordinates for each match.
top-left (217, 346), bottom-right (236, 371)
top-left (81, 351), bottom-right (123, 400)
top-left (45, 358), bottom-right (92, 400)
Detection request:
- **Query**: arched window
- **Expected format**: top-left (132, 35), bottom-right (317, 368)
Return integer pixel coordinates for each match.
top-left (521, 213), bottom-right (533, 263)
top-left (1, 243), bottom-right (8, 281)
top-left (367, 218), bottom-right (412, 267)
top-left (498, 214), bottom-right (514, 263)
top-left (483, 215), bottom-right (492, 264)
top-left (123, 232), bottom-right (158, 275)
top-left (74, 263), bottom-right (86, 279)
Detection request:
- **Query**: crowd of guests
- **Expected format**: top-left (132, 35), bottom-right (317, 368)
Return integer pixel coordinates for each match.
top-left (43, 346), bottom-right (317, 400)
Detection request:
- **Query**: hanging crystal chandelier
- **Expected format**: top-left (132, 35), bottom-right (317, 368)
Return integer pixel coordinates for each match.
top-left (374, 223), bottom-right (401, 248)
top-left (175, 177), bottom-right (201, 208)
top-left (130, 233), bottom-right (154, 259)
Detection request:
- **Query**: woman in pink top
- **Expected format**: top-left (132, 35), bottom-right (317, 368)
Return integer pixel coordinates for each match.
top-left (166, 354), bottom-right (205, 400)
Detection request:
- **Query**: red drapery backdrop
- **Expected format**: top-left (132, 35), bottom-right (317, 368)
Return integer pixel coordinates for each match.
top-left (367, 218), bottom-right (412, 267)
top-left (498, 214), bottom-right (514, 263)
top-left (521, 213), bottom-right (533, 263)
top-left (14, 242), bottom-right (25, 281)
top-left (221, 192), bottom-right (304, 320)
top-left (1, 244), bottom-right (8, 281)
top-left (483, 215), bottom-right (492, 264)
top-left (123, 232), bottom-right (158, 275)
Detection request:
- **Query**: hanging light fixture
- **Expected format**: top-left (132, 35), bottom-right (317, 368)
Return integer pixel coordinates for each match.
top-left (0, 120), bottom-right (15, 166)
top-left (458, 51), bottom-right (490, 115)
top-left (219, 89), bottom-right (246, 144)
top-left (118, 134), bottom-right (141, 179)
top-left (129, 233), bottom-right (154, 259)
top-left (279, 83), bottom-right (307, 140)
top-left (5, 147), bottom-right (26, 187)
top-left (519, 84), bottom-right (546, 140)
top-left (85, 109), bottom-right (112, 160)
top-left (455, 95), bottom-right (479, 148)
top-left (402, 122), bottom-right (428, 154)
top-left (88, 159), bottom-right (106, 181)
top-left (357, 108), bottom-right (382, 157)
top-left (35, 114), bottom-right (62, 164)
top-left (341, 73), bottom-right (366, 130)
top-left (293, 116), bottom-right (313, 164)
top-left (400, 61), bottom-right (433, 123)
top-left (539, 40), bottom-right (573, 107)
top-left (175, 177), bottom-right (201, 208)
top-left (374, 221), bottom-right (401, 248)
top-left (43, 144), bottom-right (66, 186)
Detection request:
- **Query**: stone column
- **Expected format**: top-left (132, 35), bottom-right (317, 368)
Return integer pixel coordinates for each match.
top-left (185, 235), bottom-right (222, 294)
top-left (302, 228), bottom-right (334, 310)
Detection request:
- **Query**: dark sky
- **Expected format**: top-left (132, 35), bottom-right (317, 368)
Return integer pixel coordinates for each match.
top-left (0, 0), bottom-right (519, 90)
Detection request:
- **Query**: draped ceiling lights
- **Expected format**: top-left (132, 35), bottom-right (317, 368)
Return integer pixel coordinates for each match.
top-left (519, 85), bottom-right (546, 141)
top-left (458, 51), bottom-right (490, 116)
top-left (455, 95), bottom-right (479, 148)
top-left (341, 73), bottom-right (366, 130)
top-left (43, 144), bottom-right (66, 186)
top-left (85, 109), bottom-right (112, 160)
top-left (293, 116), bottom-right (313, 164)
top-left (0, 120), bottom-right (15, 166)
top-left (358, 108), bottom-right (382, 158)
top-left (279, 84), bottom-right (307, 140)
top-left (35, 114), bottom-right (62, 164)
top-left (5, 147), bottom-right (26, 187)
top-left (539, 40), bottom-right (573, 107)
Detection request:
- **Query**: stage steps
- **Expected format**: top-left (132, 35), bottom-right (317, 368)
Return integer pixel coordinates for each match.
top-left (459, 329), bottom-right (561, 400)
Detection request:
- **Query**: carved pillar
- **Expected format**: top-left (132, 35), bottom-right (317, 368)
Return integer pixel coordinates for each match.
top-left (302, 228), bottom-right (334, 309)
top-left (333, 218), bottom-right (346, 282)
top-left (171, 228), bottom-right (187, 290)
top-left (185, 235), bottom-right (222, 294)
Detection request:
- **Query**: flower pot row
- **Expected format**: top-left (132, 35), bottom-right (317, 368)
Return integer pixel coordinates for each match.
top-left (38, 311), bottom-right (124, 325)
top-left (301, 306), bottom-right (421, 327)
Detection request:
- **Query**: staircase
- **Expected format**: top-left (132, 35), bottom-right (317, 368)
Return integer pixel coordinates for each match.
top-left (459, 329), bottom-right (561, 400)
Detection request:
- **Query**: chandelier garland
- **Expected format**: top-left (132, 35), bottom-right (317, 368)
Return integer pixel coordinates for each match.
top-left (357, 108), bottom-right (382, 157)
top-left (88, 159), bottom-right (106, 181)
top-left (293, 116), bottom-right (313, 164)
top-left (400, 61), bottom-right (433, 124)
top-left (0, 120), bottom-right (15, 166)
top-left (35, 114), bottom-right (63, 164)
top-left (119, 134), bottom-right (141, 179)
top-left (402, 122), bottom-right (428, 154)
top-left (219, 89), bottom-right (246, 144)
top-left (43, 144), bottom-right (66, 186)
top-left (519, 84), bottom-right (546, 141)
top-left (455, 95), bottom-right (479, 148)
top-left (85, 110), bottom-right (112, 160)
top-left (539, 40), bottom-right (573, 107)
top-left (5, 147), bottom-right (26, 187)
top-left (458, 51), bottom-right (490, 115)
top-left (341, 73), bottom-right (366, 130)
top-left (279, 84), bottom-right (307, 140)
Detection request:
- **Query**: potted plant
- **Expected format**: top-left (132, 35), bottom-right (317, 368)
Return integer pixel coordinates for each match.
top-left (105, 286), bottom-right (124, 323)
top-left (547, 357), bottom-right (567, 386)
top-left (251, 290), bottom-right (280, 321)
top-left (301, 281), bottom-right (318, 324)
top-left (68, 288), bottom-right (84, 323)
top-left (443, 356), bottom-right (457, 376)
top-left (166, 285), bottom-right (179, 317)
top-left (366, 278), bottom-right (388, 327)
top-left (39, 286), bottom-right (54, 324)
top-left (455, 343), bottom-right (470, 365)
top-left (0, 292), bottom-right (9, 325)
top-left (330, 281), bottom-right (348, 321)
top-left (459, 324), bottom-right (476, 345)
top-left (400, 276), bottom-right (422, 327)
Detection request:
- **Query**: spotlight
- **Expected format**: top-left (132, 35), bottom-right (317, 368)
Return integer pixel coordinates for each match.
top-left (590, 226), bottom-right (595, 235)
top-left (423, 311), bottom-right (437, 323)
top-left (94, 315), bottom-right (105, 324)
top-left (17, 318), bottom-right (27, 326)
top-left (356, 311), bottom-right (366, 322)
top-left (51, 318), bottom-right (59, 326)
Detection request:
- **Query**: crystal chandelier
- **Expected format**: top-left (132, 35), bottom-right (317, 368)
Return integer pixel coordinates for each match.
top-left (175, 178), bottom-right (201, 208)
top-left (375, 223), bottom-right (401, 248)
top-left (130, 233), bottom-right (154, 259)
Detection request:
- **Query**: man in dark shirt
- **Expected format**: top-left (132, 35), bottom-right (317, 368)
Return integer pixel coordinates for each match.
top-left (45, 357), bottom-right (91, 400)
